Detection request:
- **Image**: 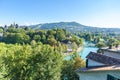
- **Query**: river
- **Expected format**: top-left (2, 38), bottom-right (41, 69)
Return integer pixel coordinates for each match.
top-left (64, 42), bottom-right (98, 60)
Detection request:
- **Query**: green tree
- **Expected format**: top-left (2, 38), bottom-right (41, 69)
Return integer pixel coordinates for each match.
top-left (47, 37), bottom-right (57, 46)
top-left (0, 28), bottom-right (3, 33)
top-left (2, 44), bottom-right (63, 80)
top-left (41, 35), bottom-right (46, 43)
top-left (61, 53), bottom-right (85, 80)
top-left (72, 42), bottom-right (78, 51)
top-left (3, 33), bottom-right (30, 44)
top-left (107, 38), bottom-right (117, 48)
top-left (33, 35), bottom-right (41, 42)
top-left (85, 33), bottom-right (92, 41)
top-left (24, 26), bottom-right (30, 31)
top-left (56, 29), bottom-right (66, 41)
top-left (95, 42), bottom-right (105, 48)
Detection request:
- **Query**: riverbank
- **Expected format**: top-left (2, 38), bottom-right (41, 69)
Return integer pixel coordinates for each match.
top-left (64, 46), bottom-right (98, 60)
top-left (63, 46), bottom-right (83, 56)
top-left (77, 46), bottom-right (83, 52)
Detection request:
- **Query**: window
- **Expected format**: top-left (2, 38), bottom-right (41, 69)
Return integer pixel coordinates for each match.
top-left (107, 74), bottom-right (120, 80)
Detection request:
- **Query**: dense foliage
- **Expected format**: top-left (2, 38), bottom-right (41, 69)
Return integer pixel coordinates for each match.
top-left (2, 27), bottom-right (83, 48)
top-left (61, 53), bottom-right (85, 80)
top-left (0, 43), bottom-right (85, 80)
top-left (0, 25), bottom-right (85, 80)
top-left (0, 43), bottom-right (63, 80)
top-left (77, 32), bottom-right (120, 48)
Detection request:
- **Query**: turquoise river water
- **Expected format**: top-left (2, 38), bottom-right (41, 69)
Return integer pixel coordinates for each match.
top-left (64, 42), bottom-right (98, 60)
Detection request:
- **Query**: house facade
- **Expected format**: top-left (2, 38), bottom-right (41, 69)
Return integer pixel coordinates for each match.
top-left (78, 69), bottom-right (120, 80)
top-left (76, 52), bottom-right (120, 80)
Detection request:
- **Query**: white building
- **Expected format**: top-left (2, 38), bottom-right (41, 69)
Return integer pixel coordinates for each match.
top-left (76, 52), bottom-right (120, 80)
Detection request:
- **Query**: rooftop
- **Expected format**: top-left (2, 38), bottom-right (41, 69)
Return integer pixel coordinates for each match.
top-left (101, 47), bottom-right (120, 54)
top-left (86, 52), bottom-right (120, 65)
top-left (76, 65), bottom-right (120, 72)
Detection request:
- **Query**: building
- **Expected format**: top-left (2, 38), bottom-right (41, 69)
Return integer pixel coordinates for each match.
top-left (76, 52), bottom-right (120, 80)
top-left (101, 48), bottom-right (120, 59)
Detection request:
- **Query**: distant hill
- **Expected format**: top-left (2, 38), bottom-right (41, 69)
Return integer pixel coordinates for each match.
top-left (28, 22), bottom-right (120, 33)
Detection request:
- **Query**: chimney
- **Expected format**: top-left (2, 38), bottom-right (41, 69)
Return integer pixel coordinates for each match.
top-left (86, 59), bottom-right (88, 68)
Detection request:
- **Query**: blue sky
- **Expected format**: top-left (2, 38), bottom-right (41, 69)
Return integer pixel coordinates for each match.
top-left (1, 0), bottom-right (120, 28)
